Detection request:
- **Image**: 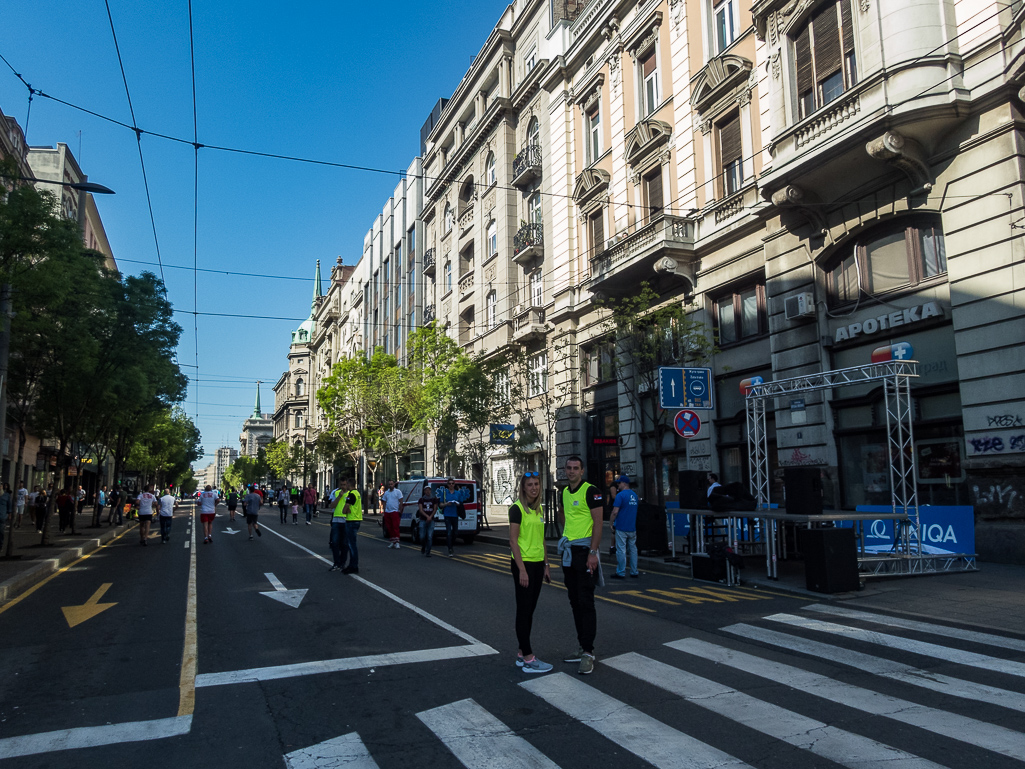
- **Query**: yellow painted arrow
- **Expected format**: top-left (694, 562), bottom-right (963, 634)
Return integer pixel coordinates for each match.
top-left (61, 583), bottom-right (117, 628)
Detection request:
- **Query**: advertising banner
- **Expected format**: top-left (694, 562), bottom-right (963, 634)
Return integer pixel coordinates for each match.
top-left (838, 505), bottom-right (975, 555)
top-left (489, 424), bottom-right (515, 445)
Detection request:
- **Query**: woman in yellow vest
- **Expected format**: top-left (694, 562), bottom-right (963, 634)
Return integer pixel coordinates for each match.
top-left (509, 472), bottom-right (552, 673)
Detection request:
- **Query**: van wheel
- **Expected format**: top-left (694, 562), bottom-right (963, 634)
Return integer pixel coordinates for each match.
top-left (461, 534), bottom-right (475, 545)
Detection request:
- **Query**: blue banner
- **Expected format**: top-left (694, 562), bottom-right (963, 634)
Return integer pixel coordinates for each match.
top-left (490, 424), bottom-right (515, 445)
top-left (840, 505), bottom-right (975, 555)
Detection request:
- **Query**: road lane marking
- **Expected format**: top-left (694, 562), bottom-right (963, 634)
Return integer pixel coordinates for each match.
top-left (606, 653), bottom-right (946, 769)
top-left (258, 523), bottom-right (498, 648)
top-left (417, 698), bottom-right (561, 769)
top-left (196, 643), bottom-right (497, 687)
top-left (260, 571), bottom-right (307, 608)
top-left (805, 603), bottom-right (1025, 652)
top-left (669, 638), bottom-right (1025, 762)
top-left (521, 673), bottom-right (752, 769)
top-left (177, 508), bottom-right (198, 717)
top-left (0, 715), bottom-right (192, 760)
top-left (284, 732), bottom-right (381, 769)
top-left (0, 523), bottom-right (137, 616)
top-left (723, 622), bottom-right (1025, 713)
top-left (61, 583), bottom-right (116, 627)
top-left (766, 613), bottom-right (1025, 678)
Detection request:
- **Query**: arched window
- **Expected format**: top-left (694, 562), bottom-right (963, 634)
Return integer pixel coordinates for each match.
top-left (295, 378), bottom-right (304, 397)
top-left (444, 203), bottom-right (454, 233)
top-left (825, 216), bottom-right (946, 305)
top-left (527, 117), bottom-right (540, 147)
top-left (486, 290), bottom-right (498, 330)
top-left (485, 152), bottom-right (497, 186)
top-left (487, 220), bottom-right (498, 257)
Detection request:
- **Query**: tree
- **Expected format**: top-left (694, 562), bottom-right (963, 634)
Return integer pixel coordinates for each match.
top-left (407, 323), bottom-right (466, 474)
top-left (451, 353), bottom-right (511, 491)
top-left (317, 351), bottom-right (381, 490)
top-left (596, 283), bottom-right (717, 508)
top-left (264, 439), bottom-right (299, 483)
top-left (125, 407), bottom-right (202, 489)
top-left (223, 453), bottom-right (268, 490)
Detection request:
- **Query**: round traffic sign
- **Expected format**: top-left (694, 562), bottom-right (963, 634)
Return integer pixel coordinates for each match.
top-left (674, 409), bottom-right (701, 438)
top-left (687, 378), bottom-right (706, 398)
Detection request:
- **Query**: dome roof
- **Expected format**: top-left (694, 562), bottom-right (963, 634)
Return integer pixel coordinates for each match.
top-left (292, 315), bottom-right (314, 345)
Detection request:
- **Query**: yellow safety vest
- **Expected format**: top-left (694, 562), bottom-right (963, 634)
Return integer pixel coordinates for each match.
top-left (561, 482), bottom-right (596, 542)
top-left (512, 499), bottom-right (544, 562)
top-left (333, 490), bottom-right (358, 520)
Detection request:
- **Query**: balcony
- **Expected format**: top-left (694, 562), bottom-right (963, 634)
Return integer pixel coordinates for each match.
top-left (457, 202), bottom-right (475, 235)
top-left (423, 248), bottom-right (436, 276)
top-left (513, 222), bottom-right (543, 264)
top-left (511, 144), bottom-right (542, 188)
top-left (512, 305), bottom-right (546, 344)
top-left (423, 303), bottom-right (435, 324)
top-left (458, 271), bottom-right (474, 301)
top-left (587, 215), bottom-right (696, 298)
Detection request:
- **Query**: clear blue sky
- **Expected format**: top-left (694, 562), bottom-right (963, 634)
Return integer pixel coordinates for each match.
top-left (0, 0), bottom-right (509, 468)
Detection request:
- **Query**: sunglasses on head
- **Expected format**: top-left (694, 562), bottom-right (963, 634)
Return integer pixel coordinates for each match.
top-left (523, 472), bottom-right (539, 478)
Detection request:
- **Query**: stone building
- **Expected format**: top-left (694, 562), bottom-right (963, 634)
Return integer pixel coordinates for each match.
top-left (239, 384), bottom-right (273, 458)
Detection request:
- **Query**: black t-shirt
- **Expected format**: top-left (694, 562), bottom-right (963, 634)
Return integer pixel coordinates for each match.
top-left (419, 497), bottom-right (437, 517)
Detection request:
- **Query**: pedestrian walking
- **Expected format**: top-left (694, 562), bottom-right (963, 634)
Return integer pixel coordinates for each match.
top-left (243, 485), bottom-right (263, 540)
top-left (303, 483), bottom-right (317, 524)
top-left (609, 475), bottom-right (640, 579)
top-left (278, 487), bottom-right (288, 524)
top-left (107, 485), bottom-right (122, 525)
top-left (380, 479), bottom-right (404, 548)
top-left (56, 488), bottom-right (75, 534)
top-left (290, 497), bottom-right (299, 524)
top-left (158, 487), bottom-right (177, 542)
top-left (95, 484), bottom-right (107, 527)
top-left (437, 478), bottom-right (462, 556)
top-left (417, 484), bottom-right (438, 557)
top-left (26, 485), bottom-right (38, 530)
top-left (198, 484), bottom-right (218, 543)
top-left (76, 485), bottom-right (86, 522)
top-left (33, 487), bottom-right (47, 533)
top-left (226, 488), bottom-right (239, 522)
top-left (328, 480), bottom-right (361, 572)
top-left (135, 485), bottom-right (158, 545)
top-left (14, 480), bottom-right (27, 529)
top-left (0, 483), bottom-right (11, 554)
top-left (509, 472), bottom-right (553, 673)
top-left (557, 455), bottom-right (603, 675)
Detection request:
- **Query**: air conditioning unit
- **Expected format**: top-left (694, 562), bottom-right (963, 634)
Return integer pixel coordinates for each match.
top-left (784, 292), bottom-right (816, 320)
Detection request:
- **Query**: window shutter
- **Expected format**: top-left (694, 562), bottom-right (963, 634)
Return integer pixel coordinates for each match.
top-left (840, 0), bottom-right (855, 54)
top-left (642, 51), bottom-right (656, 77)
top-left (646, 171), bottom-right (663, 216)
top-left (590, 211), bottom-right (604, 253)
top-left (794, 25), bottom-right (813, 96)
top-left (719, 115), bottom-right (742, 166)
top-left (813, 2), bottom-right (842, 80)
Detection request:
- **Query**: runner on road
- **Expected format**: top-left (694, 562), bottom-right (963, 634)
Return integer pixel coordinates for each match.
top-left (159, 487), bottom-right (177, 543)
top-left (226, 488), bottom-right (239, 522)
top-left (199, 485), bottom-right (218, 543)
top-left (135, 485), bottom-right (158, 546)
top-left (243, 486), bottom-right (263, 540)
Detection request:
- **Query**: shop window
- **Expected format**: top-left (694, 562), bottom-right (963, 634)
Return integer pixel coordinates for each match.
top-left (826, 217), bottom-right (946, 305)
top-left (714, 285), bottom-right (766, 345)
top-left (794, 0), bottom-right (857, 120)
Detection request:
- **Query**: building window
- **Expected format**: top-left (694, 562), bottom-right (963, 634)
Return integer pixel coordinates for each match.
top-left (444, 203), bottom-right (455, 233)
top-left (586, 103), bottom-right (602, 164)
top-left (527, 192), bottom-right (542, 224)
top-left (529, 269), bottom-right (543, 307)
top-left (495, 369), bottom-right (511, 402)
top-left (295, 412), bottom-right (304, 429)
top-left (714, 0), bottom-right (739, 53)
top-left (639, 49), bottom-right (659, 115)
top-left (408, 227), bottom-right (416, 262)
top-left (643, 168), bottom-right (663, 221)
top-left (528, 351), bottom-right (548, 396)
top-left (485, 152), bottom-right (496, 187)
top-left (589, 210), bottom-right (605, 257)
top-left (524, 46), bottom-right (537, 74)
top-left (584, 342), bottom-right (616, 386)
top-left (527, 117), bottom-right (540, 147)
top-left (486, 290), bottom-right (498, 330)
top-left (718, 113), bottom-right (743, 197)
top-left (794, 0), bottom-right (857, 120)
top-left (445, 261), bottom-right (453, 292)
top-left (295, 378), bottom-right (304, 397)
top-left (715, 285), bottom-right (766, 344)
top-left (827, 217), bottom-right (946, 305)
top-left (487, 220), bottom-right (498, 257)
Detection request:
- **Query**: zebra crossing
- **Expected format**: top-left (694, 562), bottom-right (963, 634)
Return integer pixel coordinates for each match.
top-left (284, 604), bottom-right (1025, 768)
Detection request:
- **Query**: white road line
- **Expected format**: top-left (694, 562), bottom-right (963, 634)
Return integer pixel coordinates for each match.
top-left (195, 643), bottom-right (497, 688)
top-left (416, 698), bottom-right (561, 769)
top-left (722, 623), bottom-right (1025, 714)
top-left (259, 522), bottom-right (495, 649)
top-left (766, 613), bottom-right (1025, 678)
top-left (668, 638), bottom-right (1025, 762)
top-left (606, 653), bottom-right (945, 769)
top-left (805, 604), bottom-right (1025, 652)
top-left (0, 715), bottom-right (193, 760)
top-left (520, 673), bottom-right (752, 769)
top-left (284, 732), bottom-right (380, 769)
top-left (184, 540), bottom-right (190, 549)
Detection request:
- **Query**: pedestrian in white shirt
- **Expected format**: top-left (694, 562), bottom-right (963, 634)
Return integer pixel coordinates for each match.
top-left (158, 489), bottom-right (177, 542)
top-left (135, 485), bottom-right (158, 546)
top-left (198, 485), bottom-right (218, 543)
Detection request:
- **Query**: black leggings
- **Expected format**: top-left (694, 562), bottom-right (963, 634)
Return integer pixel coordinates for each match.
top-left (563, 547), bottom-right (596, 654)
top-left (511, 559), bottom-right (545, 657)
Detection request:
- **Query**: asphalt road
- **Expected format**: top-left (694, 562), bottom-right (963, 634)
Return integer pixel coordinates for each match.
top-left (0, 502), bottom-right (1022, 768)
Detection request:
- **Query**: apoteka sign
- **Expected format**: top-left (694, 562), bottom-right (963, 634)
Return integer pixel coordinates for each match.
top-left (834, 301), bottom-right (943, 343)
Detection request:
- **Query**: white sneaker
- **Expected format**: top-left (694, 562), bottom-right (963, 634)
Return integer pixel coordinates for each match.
top-left (521, 657), bottom-right (553, 674)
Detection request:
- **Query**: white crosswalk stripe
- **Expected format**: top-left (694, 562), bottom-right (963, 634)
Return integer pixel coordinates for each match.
top-left (723, 622), bottom-right (1025, 713)
top-left (666, 638), bottom-right (1025, 762)
top-left (764, 612), bottom-right (1025, 678)
top-left (521, 672), bottom-right (753, 769)
top-left (605, 652), bottom-right (947, 769)
top-left (283, 732), bottom-right (380, 769)
top-left (416, 698), bottom-right (561, 769)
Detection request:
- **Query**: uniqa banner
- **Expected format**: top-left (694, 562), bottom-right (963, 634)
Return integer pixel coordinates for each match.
top-left (837, 505), bottom-right (975, 555)
top-left (490, 424), bottom-right (515, 445)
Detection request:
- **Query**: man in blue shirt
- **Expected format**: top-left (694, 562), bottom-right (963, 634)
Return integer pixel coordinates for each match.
top-left (609, 475), bottom-right (640, 579)
top-left (436, 478), bottom-right (462, 556)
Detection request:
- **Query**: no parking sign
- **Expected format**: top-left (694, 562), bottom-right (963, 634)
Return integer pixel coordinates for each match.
top-left (673, 410), bottom-right (702, 438)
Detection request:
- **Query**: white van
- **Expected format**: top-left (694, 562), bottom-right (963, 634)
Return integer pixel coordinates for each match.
top-left (391, 478), bottom-right (481, 545)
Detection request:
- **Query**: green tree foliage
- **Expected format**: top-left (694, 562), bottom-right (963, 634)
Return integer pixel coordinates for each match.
top-left (125, 407), bottom-right (202, 488)
top-left (223, 452), bottom-right (268, 490)
top-left (451, 354), bottom-right (510, 487)
top-left (406, 322), bottom-right (468, 474)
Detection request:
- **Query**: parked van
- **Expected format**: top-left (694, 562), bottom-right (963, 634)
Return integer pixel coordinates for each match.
top-left (393, 477), bottom-right (480, 544)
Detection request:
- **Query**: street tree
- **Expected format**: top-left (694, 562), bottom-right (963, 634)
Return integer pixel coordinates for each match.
top-left (451, 353), bottom-right (511, 491)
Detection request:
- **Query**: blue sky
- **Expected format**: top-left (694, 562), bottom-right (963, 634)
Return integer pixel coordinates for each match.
top-left (0, 0), bottom-right (510, 468)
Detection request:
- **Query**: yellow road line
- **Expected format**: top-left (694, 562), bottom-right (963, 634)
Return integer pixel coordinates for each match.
top-left (177, 509), bottom-right (198, 717)
top-left (0, 524), bottom-right (138, 617)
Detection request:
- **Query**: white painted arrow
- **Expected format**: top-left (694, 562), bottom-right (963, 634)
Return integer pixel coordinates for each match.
top-left (284, 732), bottom-right (379, 768)
top-left (223, 527), bottom-right (240, 535)
top-left (260, 572), bottom-right (307, 608)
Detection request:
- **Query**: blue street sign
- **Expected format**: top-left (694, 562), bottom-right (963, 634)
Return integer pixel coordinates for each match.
top-left (674, 410), bottom-right (702, 438)
top-left (659, 367), bottom-right (714, 409)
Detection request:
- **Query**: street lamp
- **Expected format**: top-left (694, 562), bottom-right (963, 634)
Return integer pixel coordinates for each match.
top-left (1, 174), bottom-right (115, 558)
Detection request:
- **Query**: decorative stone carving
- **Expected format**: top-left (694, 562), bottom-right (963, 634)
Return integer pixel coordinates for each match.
top-left (485, 265), bottom-right (497, 282)
top-left (738, 88), bottom-right (753, 107)
top-left (770, 52), bottom-right (781, 80)
top-left (630, 171), bottom-right (642, 187)
top-left (623, 118), bottom-right (673, 168)
top-left (670, 0), bottom-right (684, 30)
top-left (608, 53), bottom-right (622, 98)
top-left (770, 184), bottom-right (827, 232)
top-left (859, 0), bottom-right (870, 11)
top-left (573, 167), bottom-right (612, 207)
top-left (699, 119), bottom-right (713, 135)
top-left (690, 54), bottom-right (754, 114)
top-left (866, 131), bottom-right (934, 192)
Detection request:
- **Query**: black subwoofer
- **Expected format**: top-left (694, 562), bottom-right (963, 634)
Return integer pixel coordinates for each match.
top-left (799, 527), bottom-right (859, 593)
top-left (784, 467), bottom-right (823, 516)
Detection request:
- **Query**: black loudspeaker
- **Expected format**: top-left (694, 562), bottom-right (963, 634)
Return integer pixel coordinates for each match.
top-left (691, 552), bottom-right (727, 582)
top-left (799, 527), bottom-right (859, 593)
top-left (636, 502), bottom-right (669, 555)
top-left (678, 471), bottom-right (708, 510)
top-left (784, 467), bottom-right (823, 515)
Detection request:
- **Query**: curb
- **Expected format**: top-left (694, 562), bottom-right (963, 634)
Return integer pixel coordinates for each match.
top-left (0, 523), bottom-right (137, 606)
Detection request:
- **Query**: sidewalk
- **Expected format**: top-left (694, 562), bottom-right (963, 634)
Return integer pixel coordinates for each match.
top-left (0, 506), bottom-right (137, 604)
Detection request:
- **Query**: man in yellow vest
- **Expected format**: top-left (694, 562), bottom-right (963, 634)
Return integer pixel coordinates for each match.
top-left (329, 479), bottom-right (363, 574)
top-left (557, 455), bottom-right (604, 675)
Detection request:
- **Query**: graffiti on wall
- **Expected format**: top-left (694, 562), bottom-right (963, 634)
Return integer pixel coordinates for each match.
top-left (970, 476), bottom-right (1025, 520)
top-left (490, 458), bottom-right (515, 507)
